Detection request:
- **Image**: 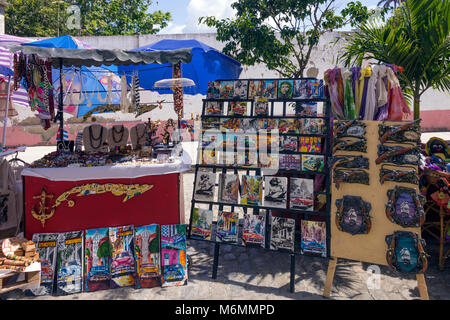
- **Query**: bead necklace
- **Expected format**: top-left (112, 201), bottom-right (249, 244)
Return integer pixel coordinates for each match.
top-left (89, 126), bottom-right (104, 150)
top-left (112, 125), bottom-right (125, 144)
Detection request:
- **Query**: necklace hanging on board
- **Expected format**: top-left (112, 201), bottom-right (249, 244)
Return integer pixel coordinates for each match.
top-left (89, 125), bottom-right (104, 150)
top-left (111, 125), bottom-right (125, 144)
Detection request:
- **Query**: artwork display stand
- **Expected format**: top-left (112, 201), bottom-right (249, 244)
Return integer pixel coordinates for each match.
top-left (188, 78), bottom-right (332, 293)
top-left (323, 120), bottom-right (429, 300)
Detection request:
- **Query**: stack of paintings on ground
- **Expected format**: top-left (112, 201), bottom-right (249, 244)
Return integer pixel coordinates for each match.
top-left (27, 223), bottom-right (187, 296)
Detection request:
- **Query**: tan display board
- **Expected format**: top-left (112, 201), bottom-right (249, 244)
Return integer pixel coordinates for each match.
top-left (330, 120), bottom-right (421, 266)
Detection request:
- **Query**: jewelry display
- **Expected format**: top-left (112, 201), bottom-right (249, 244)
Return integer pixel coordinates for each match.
top-left (83, 124), bottom-right (108, 153)
top-left (107, 124), bottom-right (129, 148)
top-left (130, 123), bottom-right (147, 150)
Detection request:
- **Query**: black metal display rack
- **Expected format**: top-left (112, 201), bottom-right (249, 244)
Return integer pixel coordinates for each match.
top-left (187, 78), bottom-right (332, 293)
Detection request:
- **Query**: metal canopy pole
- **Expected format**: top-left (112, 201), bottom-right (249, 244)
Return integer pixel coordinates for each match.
top-left (2, 74), bottom-right (12, 148)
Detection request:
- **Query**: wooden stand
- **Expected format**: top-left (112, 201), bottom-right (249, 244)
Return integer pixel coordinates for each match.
top-left (0, 269), bottom-right (40, 294)
top-left (322, 257), bottom-right (429, 300)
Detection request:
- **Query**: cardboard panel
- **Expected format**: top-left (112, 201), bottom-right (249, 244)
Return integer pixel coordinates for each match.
top-left (331, 120), bottom-right (420, 266)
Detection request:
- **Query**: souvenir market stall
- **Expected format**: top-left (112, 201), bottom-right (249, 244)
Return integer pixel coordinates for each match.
top-left (8, 44), bottom-right (194, 240)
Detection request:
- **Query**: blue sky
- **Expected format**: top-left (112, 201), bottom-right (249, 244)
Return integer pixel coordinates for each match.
top-left (148, 0), bottom-right (383, 34)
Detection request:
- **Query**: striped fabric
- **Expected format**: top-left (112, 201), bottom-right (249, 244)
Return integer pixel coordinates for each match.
top-left (0, 35), bottom-right (38, 108)
top-left (56, 128), bottom-right (69, 141)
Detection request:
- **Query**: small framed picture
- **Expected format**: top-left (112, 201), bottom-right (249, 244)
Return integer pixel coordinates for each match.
top-left (233, 80), bottom-right (248, 99)
top-left (219, 80), bottom-right (234, 99)
top-left (277, 80), bottom-right (294, 99)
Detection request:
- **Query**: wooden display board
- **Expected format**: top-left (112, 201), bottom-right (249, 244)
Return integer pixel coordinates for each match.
top-left (324, 120), bottom-right (428, 299)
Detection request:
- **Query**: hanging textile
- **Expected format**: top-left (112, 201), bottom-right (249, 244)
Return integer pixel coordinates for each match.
top-left (324, 67), bottom-right (344, 119)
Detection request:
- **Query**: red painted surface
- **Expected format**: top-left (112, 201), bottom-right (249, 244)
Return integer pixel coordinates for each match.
top-left (420, 110), bottom-right (450, 132)
top-left (24, 173), bottom-right (181, 239)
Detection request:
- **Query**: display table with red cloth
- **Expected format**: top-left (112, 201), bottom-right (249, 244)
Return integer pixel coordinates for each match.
top-left (22, 158), bottom-right (191, 239)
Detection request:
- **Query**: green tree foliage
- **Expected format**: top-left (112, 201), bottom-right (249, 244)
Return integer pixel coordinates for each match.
top-left (97, 238), bottom-right (112, 259)
top-left (6, 0), bottom-right (171, 37)
top-left (149, 236), bottom-right (159, 253)
top-left (338, 0), bottom-right (450, 119)
top-left (199, 0), bottom-right (374, 77)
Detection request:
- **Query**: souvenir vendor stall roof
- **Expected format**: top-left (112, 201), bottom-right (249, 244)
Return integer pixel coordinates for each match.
top-left (118, 39), bottom-right (242, 95)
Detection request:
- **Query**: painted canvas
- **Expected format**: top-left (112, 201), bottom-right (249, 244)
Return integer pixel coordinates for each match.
top-left (216, 211), bottom-right (239, 244)
top-left (205, 101), bottom-right (223, 115)
top-left (299, 137), bottom-right (322, 153)
top-left (194, 171), bottom-right (216, 201)
top-left (219, 152), bottom-right (236, 166)
top-left (202, 117), bottom-right (220, 130)
top-left (262, 80), bottom-right (277, 99)
top-left (296, 103), bottom-right (317, 116)
top-left (270, 215), bottom-right (295, 251)
top-left (290, 178), bottom-right (314, 211)
top-left (299, 118), bottom-right (325, 134)
top-left (84, 227), bottom-right (111, 292)
top-left (237, 151), bottom-right (258, 168)
top-left (278, 118), bottom-right (299, 134)
top-left (264, 176), bottom-right (288, 208)
top-left (248, 80), bottom-right (265, 99)
top-left (218, 173), bottom-right (240, 204)
top-left (134, 224), bottom-right (161, 288)
top-left (300, 220), bottom-right (326, 257)
top-left (277, 80), bottom-right (294, 99)
top-left (201, 150), bottom-right (216, 165)
top-left (202, 134), bottom-right (219, 150)
top-left (233, 80), bottom-right (248, 99)
top-left (207, 80), bottom-right (221, 99)
top-left (254, 97), bottom-right (269, 116)
top-left (242, 213), bottom-right (266, 247)
top-left (220, 118), bottom-right (241, 132)
top-left (191, 208), bottom-right (213, 240)
top-left (109, 225), bottom-right (136, 288)
top-left (301, 154), bottom-right (325, 172)
top-left (279, 154), bottom-right (301, 170)
top-left (239, 118), bottom-right (258, 133)
top-left (161, 224), bottom-right (188, 287)
top-left (228, 101), bottom-right (247, 116)
top-left (307, 79), bottom-right (324, 98)
top-left (280, 135), bottom-right (298, 152)
top-left (259, 153), bottom-right (279, 170)
top-left (293, 79), bottom-right (308, 99)
top-left (56, 231), bottom-right (84, 295)
top-left (30, 233), bottom-right (59, 296)
top-left (219, 80), bottom-right (234, 99)
top-left (257, 118), bottom-right (278, 130)
top-left (237, 134), bottom-right (257, 150)
top-left (240, 175), bottom-right (263, 206)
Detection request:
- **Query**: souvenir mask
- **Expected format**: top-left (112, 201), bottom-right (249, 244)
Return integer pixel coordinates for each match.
top-left (385, 231), bottom-right (427, 273)
top-left (335, 196), bottom-right (371, 235)
top-left (386, 186), bottom-right (425, 228)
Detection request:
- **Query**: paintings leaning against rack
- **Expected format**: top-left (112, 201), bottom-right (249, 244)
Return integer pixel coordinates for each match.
top-left (109, 225), bottom-right (136, 288)
top-left (240, 175), bottom-right (263, 206)
top-left (270, 215), bottom-right (295, 251)
top-left (300, 220), bottom-right (326, 257)
top-left (290, 178), bottom-right (314, 211)
top-left (30, 233), bottom-right (59, 296)
top-left (264, 176), bottom-right (288, 208)
top-left (191, 208), bottom-right (213, 240)
top-left (218, 173), bottom-right (240, 204)
top-left (134, 224), bottom-right (161, 288)
top-left (84, 227), bottom-right (111, 292)
top-left (216, 211), bottom-right (239, 244)
top-left (242, 213), bottom-right (266, 247)
top-left (161, 224), bottom-right (188, 287)
top-left (194, 171), bottom-right (216, 202)
top-left (56, 231), bottom-right (84, 296)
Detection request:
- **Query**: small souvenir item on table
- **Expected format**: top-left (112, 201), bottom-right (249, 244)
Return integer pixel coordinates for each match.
top-left (161, 224), bottom-right (188, 287)
top-left (107, 124), bottom-right (129, 150)
top-left (262, 79), bottom-right (277, 99)
top-left (333, 168), bottom-right (370, 189)
top-left (242, 213), bottom-right (266, 247)
top-left (56, 231), bottom-right (84, 296)
top-left (299, 136), bottom-right (322, 153)
top-left (240, 175), bottom-right (263, 206)
top-left (375, 144), bottom-right (421, 165)
top-left (277, 80), bottom-right (294, 99)
top-left (248, 80), bottom-right (265, 99)
top-left (109, 225), bottom-right (136, 288)
top-left (30, 232), bottom-right (59, 296)
top-left (333, 138), bottom-right (367, 153)
top-left (280, 135), bottom-right (298, 152)
top-left (300, 220), bottom-right (327, 257)
top-left (300, 118), bottom-right (325, 134)
top-left (378, 119), bottom-right (421, 144)
top-left (134, 224), bottom-right (161, 288)
top-left (301, 154), bottom-right (325, 172)
top-left (130, 123), bottom-right (147, 150)
top-left (334, 120), bottom-right (366, 139)
top-left (270, 215), bottom-right (295, 251)
top-left (425, 137), bottom-right (449, 163)
top-left (385, 186), bottom-right (425, 228)
top-left (191, 208), bottom-right (213, 240)
top-left (193, 171), bottom-right (216, 201)
top-left (216, 211), bottom-right (239, 244)
top-left (379, 165), bottom-right (418, 185)
top-left (264, 176), bottom-right (288, 208)
top-left (205, 101), bottom-right (223, 115)
top-left (335, 196), bottom-right (372, 235)
top-left (233, 80), bottom-right (248, 99)
top-left (254, 97), bottom-right (269, 116)
top-left (290, 178), bottom-right (314, 211)
top-left (83, 124), bottom-right (108, 153)
top-left (385, 231), bottom-right (428, 273)
top-left (84, 227), bottom-right (111, 292)
top-left (219, 80), bottom-right (234, 99)
top-left (218, 173), bottom-right (239, 204)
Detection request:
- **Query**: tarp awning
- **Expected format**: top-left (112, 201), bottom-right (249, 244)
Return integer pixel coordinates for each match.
top-left (8, 45), bottom-right (193, 68)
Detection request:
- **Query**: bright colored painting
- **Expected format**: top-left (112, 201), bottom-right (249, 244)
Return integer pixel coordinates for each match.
top-left (84, 227), bottom-right (111, 292)
top-left (240, 175), bottom-right (263, 206)
top-left (242, 213), bottom-right (265, 247)
top-left (161, 224), bottom-right (188, 287)
top-left (191, 208), bottom-right (213, 240)
top-left (301, 220), bottom-right (326, 257)
top-left (30, 232), bottom-right (59, 296)
top-left (56, 230), bottom-right (84, 296)
top-left (216, 211), bottom-right (239, 244)
top-left (109, 225), bottom-right (136, 288)
top-left (134, 224), bottom-right (161, 288)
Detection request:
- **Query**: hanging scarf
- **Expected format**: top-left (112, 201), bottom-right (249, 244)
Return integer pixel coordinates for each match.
top-left (324, 67), bottom-right (344, 119)
top-left (342, 69), bottom-right (356, 119)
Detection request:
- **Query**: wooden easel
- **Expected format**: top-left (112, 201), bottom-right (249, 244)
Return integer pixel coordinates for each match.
top-left (323, 257), bottom-right (429, 300)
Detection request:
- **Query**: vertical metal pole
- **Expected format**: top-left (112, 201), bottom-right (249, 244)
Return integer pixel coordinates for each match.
top-left (212, 242), bottom-right (220, 279)
top-left (2, 75), bottom-right (12, 148)
top-left (290, 254), bottom-right (295, 293)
